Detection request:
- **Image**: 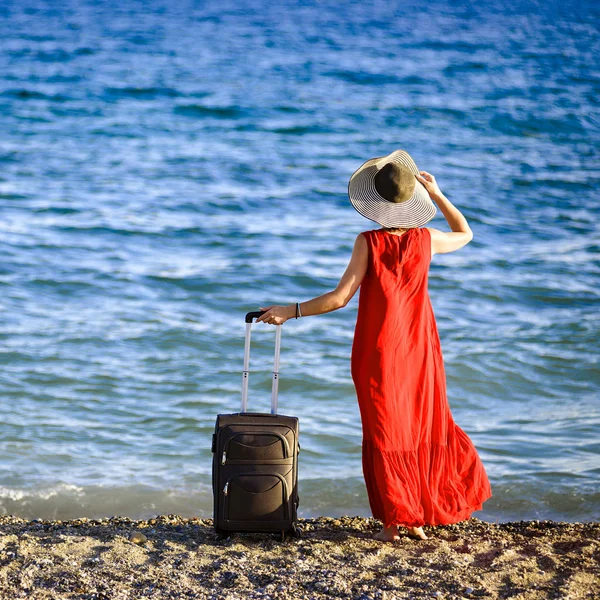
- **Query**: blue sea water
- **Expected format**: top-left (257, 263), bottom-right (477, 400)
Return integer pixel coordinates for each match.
top-left (0, 0), bottom-right (598, 524)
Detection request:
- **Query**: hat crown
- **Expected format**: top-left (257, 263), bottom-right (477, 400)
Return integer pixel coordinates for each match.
top-left (348, 148), bottom-right (437, 229)
top-left (374, 162), bottom-right (415, 204)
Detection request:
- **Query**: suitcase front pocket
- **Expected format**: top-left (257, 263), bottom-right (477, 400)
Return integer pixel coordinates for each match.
top-left (222, 431), bottom-right (291, 464)
top-left (223, 472), bottom-right (289, 522)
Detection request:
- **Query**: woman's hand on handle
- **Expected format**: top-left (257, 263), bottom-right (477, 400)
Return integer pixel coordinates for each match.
top-left (256, 304), bottom-right (295, 326)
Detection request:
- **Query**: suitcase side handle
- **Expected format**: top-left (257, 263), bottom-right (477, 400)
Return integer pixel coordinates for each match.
top-left (242, 312), bottom-right (282, 414)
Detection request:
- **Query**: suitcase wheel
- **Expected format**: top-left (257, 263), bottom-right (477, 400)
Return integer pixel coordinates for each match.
top-left (214, 526), bottom-right (232, 540)
top-left (287, 523), bottom-right (302, 539)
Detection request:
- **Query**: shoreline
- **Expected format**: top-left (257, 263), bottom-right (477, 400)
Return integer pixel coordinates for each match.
top-left (0, 515), bottom-right (598, 599)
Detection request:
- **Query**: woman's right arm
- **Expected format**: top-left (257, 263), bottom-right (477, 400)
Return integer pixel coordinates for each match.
top-left (256, 233), bottom-right (368, 325)
top-left (300, 232), bottom-right (368, 316)
top-left (415, 171), bottom-right (473, 256)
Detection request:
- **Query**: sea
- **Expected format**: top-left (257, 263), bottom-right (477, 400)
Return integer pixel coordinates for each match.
top-left (1, 0), bottom-right (598, 524)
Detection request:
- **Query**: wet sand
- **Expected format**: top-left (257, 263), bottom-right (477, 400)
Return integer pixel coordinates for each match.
top-left (0, 515), bottom-right (598, 599)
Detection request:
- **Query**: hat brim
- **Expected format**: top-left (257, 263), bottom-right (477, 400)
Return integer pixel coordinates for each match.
top-left (348, 149), bottom-right (437, 228)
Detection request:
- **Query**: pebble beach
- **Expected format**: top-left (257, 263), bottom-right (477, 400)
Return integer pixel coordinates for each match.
top-left (1, 515), bottom-right (598, 599)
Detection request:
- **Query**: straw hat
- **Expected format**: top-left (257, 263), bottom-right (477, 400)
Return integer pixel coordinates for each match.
top-left (348, 149), bottom-right (437, 228)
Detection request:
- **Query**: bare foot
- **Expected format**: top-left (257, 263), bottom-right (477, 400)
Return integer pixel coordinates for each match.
top-left (373, 525), bottom-right (400, 542)
top-left (406, 526), bottom-right (428, 540)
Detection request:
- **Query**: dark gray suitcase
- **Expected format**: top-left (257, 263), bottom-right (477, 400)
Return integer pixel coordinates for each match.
top-left (211, 311), bottom-right (300, 540)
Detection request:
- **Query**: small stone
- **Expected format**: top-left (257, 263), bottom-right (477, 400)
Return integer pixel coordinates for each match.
top-left (465, 588), bottom-right (474, 595)
top-left (129, 532), bottom-right (147, 545)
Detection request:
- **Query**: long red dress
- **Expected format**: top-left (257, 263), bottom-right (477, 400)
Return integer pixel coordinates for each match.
top-left (351, 227), bottom-right (492, 528)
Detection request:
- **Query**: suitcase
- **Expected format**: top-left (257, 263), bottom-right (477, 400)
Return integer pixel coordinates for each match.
top-left (211, 311), bottom-right (301, 540)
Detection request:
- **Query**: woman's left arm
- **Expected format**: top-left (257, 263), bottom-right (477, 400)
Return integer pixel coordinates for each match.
top-left (256, 233), bottom-right (368, 325)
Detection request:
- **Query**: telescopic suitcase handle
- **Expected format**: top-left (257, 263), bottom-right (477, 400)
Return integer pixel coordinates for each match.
top-left (242, 311), bottom-right (282, 414)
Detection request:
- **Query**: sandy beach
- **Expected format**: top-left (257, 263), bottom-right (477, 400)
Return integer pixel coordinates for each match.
top-left (0, 515), bottom-right (598, 599)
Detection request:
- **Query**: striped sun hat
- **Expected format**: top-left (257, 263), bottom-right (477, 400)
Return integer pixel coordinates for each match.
top-left (348, 149), bottom-right (437, 228)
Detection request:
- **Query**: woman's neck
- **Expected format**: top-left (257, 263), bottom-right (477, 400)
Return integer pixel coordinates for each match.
top-left (381, 226), bottom-right (409, 235)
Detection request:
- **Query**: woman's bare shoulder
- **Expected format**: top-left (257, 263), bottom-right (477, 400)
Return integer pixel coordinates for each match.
top-left (423, 227), bottom-right (473, 256)
top-left (423, 227), bottom-right (442, 239)
top-left (357, 231), bottom-right (371, 245)
top-left (357, 230), bottom-right (375, 243)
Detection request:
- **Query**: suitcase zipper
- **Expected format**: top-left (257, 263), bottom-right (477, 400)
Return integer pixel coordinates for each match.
top-left (223, 482), bottom-right (229, 496)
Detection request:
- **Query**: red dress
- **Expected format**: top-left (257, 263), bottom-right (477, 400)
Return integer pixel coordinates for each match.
top-left (351, 227), bottom-right (492, 528)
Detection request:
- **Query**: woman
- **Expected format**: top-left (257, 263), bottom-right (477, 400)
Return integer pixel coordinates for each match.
top-left (257, 149), bottom-right (492, 542)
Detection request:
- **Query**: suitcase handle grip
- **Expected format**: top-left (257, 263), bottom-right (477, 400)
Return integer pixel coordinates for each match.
top-left (245, 311), bottom-right (266, 323)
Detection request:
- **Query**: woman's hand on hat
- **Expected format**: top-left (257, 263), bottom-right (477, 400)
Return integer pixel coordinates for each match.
top-left (415, 171), bottom-right (442, 200)
top-left (256, 305), bottom-right (293, 326)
